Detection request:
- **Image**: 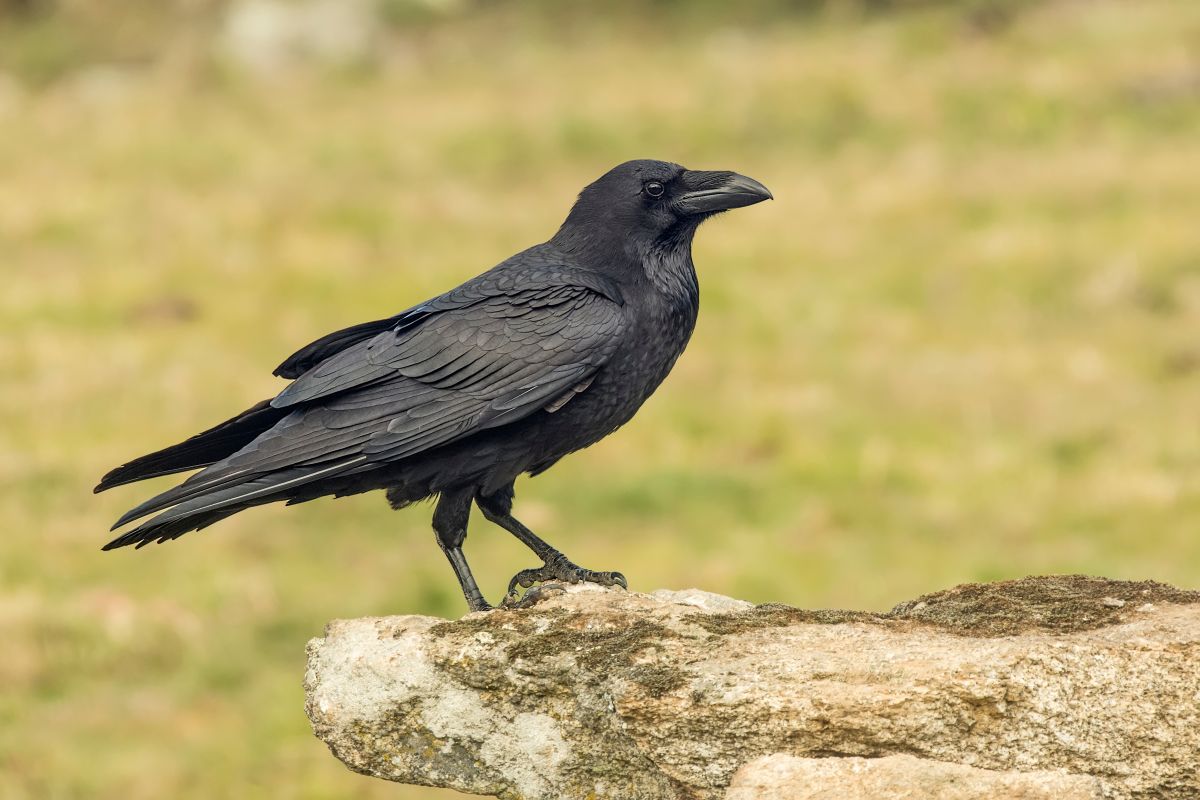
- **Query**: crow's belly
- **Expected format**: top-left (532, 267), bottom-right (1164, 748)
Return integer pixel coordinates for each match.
top-left (519, 342), bottom-right (690, 465)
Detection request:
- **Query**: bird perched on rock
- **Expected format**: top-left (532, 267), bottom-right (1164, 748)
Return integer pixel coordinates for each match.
top-left (97, 160), bottom-right (772, 611)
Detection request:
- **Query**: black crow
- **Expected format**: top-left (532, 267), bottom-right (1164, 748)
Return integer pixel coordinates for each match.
top-left (97, 160), bottom-right (772, 611)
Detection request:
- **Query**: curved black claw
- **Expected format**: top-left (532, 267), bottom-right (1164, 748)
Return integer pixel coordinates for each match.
top-left (505, 554), bottom-right (628, 600)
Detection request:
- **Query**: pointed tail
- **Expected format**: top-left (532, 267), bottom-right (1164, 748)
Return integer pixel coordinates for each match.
top-left (95, 400), bottom-right (287, 493)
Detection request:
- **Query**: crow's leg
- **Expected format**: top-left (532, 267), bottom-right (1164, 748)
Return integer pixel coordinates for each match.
top-left (433, 487), bottom-right (491, 612)
top-left (475, 485), bottom-right (627, 601)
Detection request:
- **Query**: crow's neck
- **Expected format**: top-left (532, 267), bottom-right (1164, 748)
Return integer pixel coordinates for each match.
top-left (639, 230), bottom-right (699, 307)
top-left (551, 222), bottom-right (700, 307)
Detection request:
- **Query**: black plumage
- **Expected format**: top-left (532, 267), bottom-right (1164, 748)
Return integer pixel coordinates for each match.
top-left (97, 160), bottom-right (772, 610)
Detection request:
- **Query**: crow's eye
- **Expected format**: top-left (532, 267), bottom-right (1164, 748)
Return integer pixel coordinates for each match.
top-left (644, 181), bottom-right (665, 198)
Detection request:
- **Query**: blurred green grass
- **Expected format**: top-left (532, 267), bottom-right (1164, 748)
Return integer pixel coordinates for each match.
top-left (3, 1), bottom-right (1200, 797)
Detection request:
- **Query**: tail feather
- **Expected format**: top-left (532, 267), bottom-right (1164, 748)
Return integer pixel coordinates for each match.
top-left (95, 399), bottom-right (287, 493)
top-left (109, 466), bottom-right (256, 530)
top-left (103, 506), bottom-right (245, 550)
top-left (102, 457), bottom-right (367, 550)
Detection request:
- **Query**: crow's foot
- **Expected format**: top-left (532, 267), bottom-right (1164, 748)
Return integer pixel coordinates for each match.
top-left (504, 553), bottom-right (627, 602)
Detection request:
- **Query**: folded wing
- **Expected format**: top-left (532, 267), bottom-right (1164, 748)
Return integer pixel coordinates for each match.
top-left (103, 276), bottom-right (626, 548)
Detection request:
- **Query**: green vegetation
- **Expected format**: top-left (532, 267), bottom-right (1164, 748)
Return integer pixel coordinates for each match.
top-left (2, 1), bottom-right (1199, 797)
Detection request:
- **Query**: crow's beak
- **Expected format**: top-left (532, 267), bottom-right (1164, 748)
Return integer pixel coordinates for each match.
top-left (675, 170), bottom-right (773, 216)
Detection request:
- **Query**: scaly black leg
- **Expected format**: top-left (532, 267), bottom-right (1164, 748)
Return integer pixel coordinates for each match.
top-left (433, 487), bottom-right (491, 612)
top-left (475, 484), bottom-right (627, 603)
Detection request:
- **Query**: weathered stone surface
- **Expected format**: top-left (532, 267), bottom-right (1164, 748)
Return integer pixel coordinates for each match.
top-left (726, 754), bottom-right (1104, 799)
top-left (304, 576), bottom-right (1200, 800)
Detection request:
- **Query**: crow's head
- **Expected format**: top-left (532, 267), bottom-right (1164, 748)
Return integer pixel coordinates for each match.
top-left (555, 159), bottom-right (772, 259)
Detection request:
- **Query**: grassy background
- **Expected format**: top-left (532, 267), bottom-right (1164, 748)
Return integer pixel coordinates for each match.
top-left (3, 1), bottom-right (1200, 797)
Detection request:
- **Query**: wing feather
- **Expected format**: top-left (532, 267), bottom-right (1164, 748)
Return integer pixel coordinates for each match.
top-left (110, 275), bottom-right (626, 530)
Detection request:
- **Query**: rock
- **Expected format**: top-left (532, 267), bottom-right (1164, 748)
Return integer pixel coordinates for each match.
top-left (726, 754), bottom-right (1103, 799)
top-left (303, 576), bottom-right (1200, 800)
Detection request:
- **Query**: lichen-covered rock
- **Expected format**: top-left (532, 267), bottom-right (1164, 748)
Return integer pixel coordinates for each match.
top-left (303, 576), bottom-right (1200, 800)
top-left (726, 754), bottom-right (1104, 799)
